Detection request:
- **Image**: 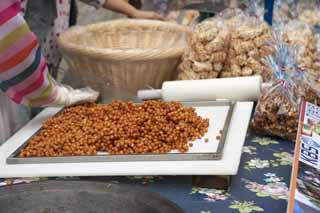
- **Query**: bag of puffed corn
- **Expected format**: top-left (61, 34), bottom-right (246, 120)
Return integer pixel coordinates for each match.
top-left (177, 16), bottom-right (230, 80)
top-left (251, 43), bottom-right (300, 141)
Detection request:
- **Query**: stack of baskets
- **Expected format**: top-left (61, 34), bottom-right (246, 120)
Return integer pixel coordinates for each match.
top-left (58, 19), bottom-right (189, 100)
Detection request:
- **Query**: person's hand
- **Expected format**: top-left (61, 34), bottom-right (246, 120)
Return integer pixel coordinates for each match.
top-left (131, 10), bottom-right (164, 20)
top-left (46, 86), bottom-right (99, 107)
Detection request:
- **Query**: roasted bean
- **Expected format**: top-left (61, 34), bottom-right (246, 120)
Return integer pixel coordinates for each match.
top-left (19, 100), bottom-right (209, 157)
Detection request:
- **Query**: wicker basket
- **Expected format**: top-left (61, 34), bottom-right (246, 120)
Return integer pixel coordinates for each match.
top-left (58, 19), bottom-right (189, 100)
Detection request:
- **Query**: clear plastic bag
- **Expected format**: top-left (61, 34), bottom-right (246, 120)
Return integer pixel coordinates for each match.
top-left (177, 5), bottom-right (273, 81)
top-left (292, 64), bottom-right (320, 107)
top-left (45, 82), bottom-right (99, 107)
top-left (275, 20), bottom-right (320, 76)
top-left (297, 0), bottom-right (320, 26)
top-left (219, 8), bottom-right (274, 80)
top-left (177, 17), bottom-right (230, 80)
top-left (251, 43), bottom-right (300, 141)
top-left (255, 0), bottom-right (320, 28)
top-left (273, 0), bottom-right (299, 26)
top-left (273, 0), bottom-right (320, 76)
top-left (244, 0), bottom-right (265, 19)
top-left (273, 0), bottom-right (320, 26)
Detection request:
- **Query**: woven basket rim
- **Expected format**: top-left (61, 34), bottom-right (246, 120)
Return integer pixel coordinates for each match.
top-left (58, 19), bottom-right (189, 61)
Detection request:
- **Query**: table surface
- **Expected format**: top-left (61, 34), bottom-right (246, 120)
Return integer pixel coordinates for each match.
top-left (0, 132), bottom-right (294, 213)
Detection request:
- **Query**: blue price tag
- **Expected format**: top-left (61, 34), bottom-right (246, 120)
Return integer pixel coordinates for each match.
top-left (300, 135), bottom-right (320, 169)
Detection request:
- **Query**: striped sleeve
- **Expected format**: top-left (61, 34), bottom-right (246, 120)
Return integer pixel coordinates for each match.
top-left (0, 0), bottom-right (58, 107)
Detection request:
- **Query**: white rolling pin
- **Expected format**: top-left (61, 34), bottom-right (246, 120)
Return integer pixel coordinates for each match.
top-left (138, 76), bottom-right (269, 102)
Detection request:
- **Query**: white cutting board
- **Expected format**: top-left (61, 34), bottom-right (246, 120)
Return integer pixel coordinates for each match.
top-left (173, 105), bottom-right (229, 154)
top-left (0, 102), bottom-right (253, 177)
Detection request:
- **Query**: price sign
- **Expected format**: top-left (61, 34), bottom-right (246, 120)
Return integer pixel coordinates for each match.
top-left (300, 135), bottom-right (320, 169)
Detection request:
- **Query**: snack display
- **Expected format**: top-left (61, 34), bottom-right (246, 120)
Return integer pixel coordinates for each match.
top-left (297, 0), bottom-right (320, 26)
top-left (273, 0), bottom-right (320, 76)
top-left (251, 44), bottom-right (300, 141)
top-left (220, 11), bottom-right (273, 79)
top-left (293, 69), bottom-right (320, 106)
top-left (251, 82), bottom-right (299, 141)
top-left (273, 0), bottom-right (320, 27)
top-left (178, 8), bottom-right (274, 81)
top-left (299, 9), bottom-right (320, 26)
top-left (18, 100), bottom-right (209, 157)
top-left (178, 18), bottom-right (230, 80)
top-left (280, 20), bottom-right (320, 75)
top-left (273, 0), bottom-right (298, 25)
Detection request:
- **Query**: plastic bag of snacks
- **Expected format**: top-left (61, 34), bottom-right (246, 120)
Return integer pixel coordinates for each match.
top-left (218, 9), bottom-right (274, 79)
top-left (298, 9), bottom-right (320, 26)
top-left (291, 62), bottom-right (320, 106)
top-left (295, 73), bottom-right (320, 107)
top-left (276, 20), bottom-right (320, 76)
top-left (251, 44), bottom-right (300, 141)
top-left (272, 0), bottom-right (319, 25)
top-left (276, 39), bottom-right (320, 106)
top-left (273, 0), bottom-right (320, 76)
top-left (273, 0), bottom-right (299, 25)
top-left (297, 0), bottom-right (320, 26)
top-left (178, 7), bottom-right (274, 81)
top-left (177, 17), bottom-right (230, 80)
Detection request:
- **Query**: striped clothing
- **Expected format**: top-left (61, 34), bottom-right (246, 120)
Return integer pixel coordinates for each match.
top-left (0, 0), bottom-right (58, 107)
top-left (0, 0), bottom-right (105, 107)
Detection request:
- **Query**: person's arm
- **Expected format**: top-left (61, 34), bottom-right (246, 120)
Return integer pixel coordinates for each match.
top-left (79, 0), bottom-right (164, 20)
top-left (0, 0), bottom-right (97, 107)
top-left (0, 0), bottom-right (58, 107)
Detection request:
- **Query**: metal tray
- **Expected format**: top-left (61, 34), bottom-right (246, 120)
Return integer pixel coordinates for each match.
top-left (7, 101), bottom-right (234, 164)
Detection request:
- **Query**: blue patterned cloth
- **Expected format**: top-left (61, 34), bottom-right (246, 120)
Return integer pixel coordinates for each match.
top-left (102, 134), bottom-right (294, 213)
top-left (0, 134), bottom-right (295, 213)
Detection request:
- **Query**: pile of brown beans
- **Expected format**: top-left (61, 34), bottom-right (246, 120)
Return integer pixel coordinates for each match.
top-left (19, 100), bottom-right (209, 157)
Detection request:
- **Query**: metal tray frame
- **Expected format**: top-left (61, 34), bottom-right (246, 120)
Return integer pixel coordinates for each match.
top-left (7, 101), bottom-right (234, 164)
